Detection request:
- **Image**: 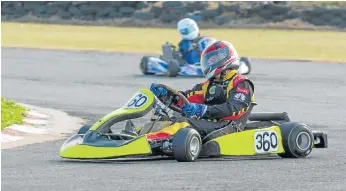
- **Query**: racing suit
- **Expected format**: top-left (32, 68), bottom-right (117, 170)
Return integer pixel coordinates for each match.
top-left (175, 69), bottom-right (255, 140)
top-left (178, 36), bottom-right (204, 65)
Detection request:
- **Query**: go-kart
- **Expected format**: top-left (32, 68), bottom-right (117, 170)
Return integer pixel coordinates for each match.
top-left (139, 41), bottom-right (252, 77)
top-left (60, 85), bottom-right (328, 162)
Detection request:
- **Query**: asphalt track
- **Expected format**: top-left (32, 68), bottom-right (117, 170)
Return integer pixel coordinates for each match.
top-left (2, 47), bottom-right (346, 191)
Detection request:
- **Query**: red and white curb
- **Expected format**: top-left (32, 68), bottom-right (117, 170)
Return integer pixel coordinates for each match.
top-left (1, 109), bottom-right (50, 143)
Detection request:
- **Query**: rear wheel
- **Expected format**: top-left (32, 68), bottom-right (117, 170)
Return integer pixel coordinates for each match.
top-left (239, 57), bottom-right (252, 75)
top-left (278, 122), bottom-right (314, 158)
top-left (173, 128), bottom-right (202, 162)
top-left (167, 59), bottom-right (180, 77)
top-left (140, 56), bottom-right (154, 75)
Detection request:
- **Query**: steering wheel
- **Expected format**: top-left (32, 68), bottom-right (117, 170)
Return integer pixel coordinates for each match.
top-left (153, 84), bottom-right (190, 113)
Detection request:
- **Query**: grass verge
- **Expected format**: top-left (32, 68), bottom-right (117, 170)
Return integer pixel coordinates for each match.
top-left (1, 97), bottom-right (27, 130)
top-left (2, 22), bottom-right (346, 62)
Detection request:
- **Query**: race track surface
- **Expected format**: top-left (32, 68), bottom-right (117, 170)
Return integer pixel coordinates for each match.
top-left (2, 48), bottom-right (346, 191)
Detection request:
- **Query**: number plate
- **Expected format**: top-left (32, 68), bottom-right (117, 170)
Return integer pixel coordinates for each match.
top-left (124, 92), bottom-right (149, 109)
top-left (254, 130), bottom-right (279, 153)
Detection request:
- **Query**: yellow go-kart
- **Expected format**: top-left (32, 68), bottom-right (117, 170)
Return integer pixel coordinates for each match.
top-left (60, 84), bottom-right (328, 162)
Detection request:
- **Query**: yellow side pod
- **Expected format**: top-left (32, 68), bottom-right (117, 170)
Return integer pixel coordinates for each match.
top-left (212, 126), bottom-right (285, 156)
top-left (60, 135), bottom-right (151, 159)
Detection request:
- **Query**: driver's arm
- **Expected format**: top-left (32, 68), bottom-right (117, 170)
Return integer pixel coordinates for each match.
top-left (203, 80), bottom-right (254, 120)
top-left (178, 40), bottom-right (190, 60)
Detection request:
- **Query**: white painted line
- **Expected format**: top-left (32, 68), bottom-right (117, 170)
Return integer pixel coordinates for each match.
top-left (8, 124), bottom-right (48, 134)
top-left (24, 118), bottom-right (48, 125)
top-left (26, 110), bottom-right (50, 119)
top-left (1, 133), bottom-right (23, 143)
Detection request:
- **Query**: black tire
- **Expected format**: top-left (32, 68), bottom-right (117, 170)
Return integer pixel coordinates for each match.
top-left (173, 128), bottom-right (202, 162)
top-left (239, 57), bottom-right (252, 75)
top-left (140, 56), bottom-right (154, 75)
top-left (278, 122), bottom-right (314, 158)
top-left (167, 59), bottom-right (180, 77)
top-left (78, 124), bottom-right (92, 135)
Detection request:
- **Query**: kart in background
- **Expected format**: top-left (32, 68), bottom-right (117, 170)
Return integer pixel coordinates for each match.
top-left (139, 38), bottom-right (252, 77)
top-left (60, 84), bottom-right (328, 162)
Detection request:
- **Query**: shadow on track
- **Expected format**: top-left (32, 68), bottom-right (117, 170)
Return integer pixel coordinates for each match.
top-left (130, 74), bottom-right (204, 79)
top-left (53, 156), bottom-right (175, 165)
top-left (53, 155), bottom-right (285, 165)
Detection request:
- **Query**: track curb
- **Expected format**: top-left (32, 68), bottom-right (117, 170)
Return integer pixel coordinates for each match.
top-left (1, 103), bottom-right (85, 149)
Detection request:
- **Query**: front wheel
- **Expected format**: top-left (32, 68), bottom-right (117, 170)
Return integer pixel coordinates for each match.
top-left (173, 128), bottom-right (202, 162)
top-left (239, 57), bottom-right (252, 75)
top-left (278, 122), bottom-right (314, 158)
top-left (140, 56), bottom-right (154, 75)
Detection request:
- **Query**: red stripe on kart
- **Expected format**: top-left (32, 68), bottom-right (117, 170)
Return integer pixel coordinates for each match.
top-left (147, 132), bottom-right (172, 140)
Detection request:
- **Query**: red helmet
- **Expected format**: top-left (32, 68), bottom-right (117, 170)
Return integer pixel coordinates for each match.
top-left (200, 41), bottom-right (240, 79)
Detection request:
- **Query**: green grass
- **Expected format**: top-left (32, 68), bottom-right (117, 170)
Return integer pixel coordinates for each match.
top-left (2, 22), bottom-right (346, 62)
top-left (290, 1), bottom-right (346, 8)
top-left (1, 97), bottom-right (27, 130)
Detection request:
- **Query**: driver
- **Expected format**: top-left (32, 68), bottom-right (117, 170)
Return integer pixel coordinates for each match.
top-left (177, 18), bottom-right (216, 65)
top-left (150, 41), bottom-right (255, 140)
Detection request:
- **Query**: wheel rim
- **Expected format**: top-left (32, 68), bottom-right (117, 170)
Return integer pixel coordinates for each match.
top-left (296, 132), bottom-right (311, 151)
top-left (189, 136), bottom-right (200, 156)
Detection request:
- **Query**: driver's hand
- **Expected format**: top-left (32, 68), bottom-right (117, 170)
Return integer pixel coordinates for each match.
top-left (150, 83), bottom-right (167, 97)
top-left (182, 103), bottom-right (207, 119)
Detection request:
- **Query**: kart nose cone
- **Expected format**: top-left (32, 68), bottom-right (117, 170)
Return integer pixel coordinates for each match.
top-left (60, 134), bottom-right (83, 157)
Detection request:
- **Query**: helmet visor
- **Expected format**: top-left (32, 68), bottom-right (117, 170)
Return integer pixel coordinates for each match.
top-left (200, 46), bottom-right (230, 76)
top-left (180, 27), bottom-right (196, 35)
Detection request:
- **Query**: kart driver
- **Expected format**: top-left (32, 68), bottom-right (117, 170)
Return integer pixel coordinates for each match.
top-left (177, 18), bottom-right (216, 65)
top-left (150, 41), bottom-right (255, 140)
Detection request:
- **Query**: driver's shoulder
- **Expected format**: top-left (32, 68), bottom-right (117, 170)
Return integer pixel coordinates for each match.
top-left (190, 80), bottom-right (209, 91)
top-left (231, 75), bottom-right (255, 94)
top-left (224, 74), bottom-right (254, 93)
top-left (232, 74), bottom-right (253, 86)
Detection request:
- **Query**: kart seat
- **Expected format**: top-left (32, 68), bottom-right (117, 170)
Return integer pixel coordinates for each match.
top-left (233, 102), bottom-right (257, 131)
top-left (202, 102), bottom-right (257, 143)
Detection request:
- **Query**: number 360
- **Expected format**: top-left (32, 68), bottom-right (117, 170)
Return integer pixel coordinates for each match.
top-left (254, 131), bottom-right (278, 153)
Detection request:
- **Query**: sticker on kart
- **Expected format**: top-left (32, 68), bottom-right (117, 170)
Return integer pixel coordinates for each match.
top-left (124, 92), bottom-right (149, 109)
top-left (254, 130), bottom-right (279, 153)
